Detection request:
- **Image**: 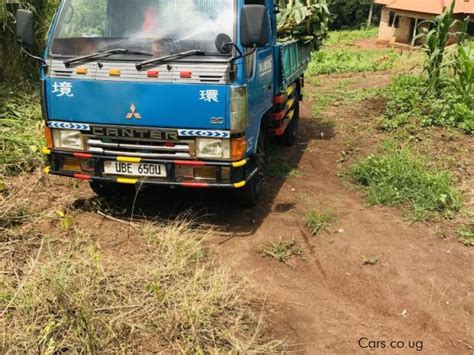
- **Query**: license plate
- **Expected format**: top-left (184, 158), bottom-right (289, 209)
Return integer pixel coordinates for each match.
top-left (104, 161), bottom-right (167, 178)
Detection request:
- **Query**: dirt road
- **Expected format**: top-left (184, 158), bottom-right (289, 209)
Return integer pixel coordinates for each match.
top-left (5, 71), bottom-right (472, 353)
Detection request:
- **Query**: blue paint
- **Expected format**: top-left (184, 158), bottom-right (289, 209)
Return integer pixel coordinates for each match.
top-left (46, 79), bottom-right (228, 130)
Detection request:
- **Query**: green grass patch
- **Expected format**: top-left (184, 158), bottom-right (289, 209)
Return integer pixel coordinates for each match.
top-left (326, 27), bottom-right (379, 46)
top-left (0, 84), bottom-right (44, 177)
top-left (260, 239), bottom-right (304, 263)
top-left (306, 211), bottom-right (333, 235)
top-left (458, 222), bottom-right (474, 246)
top-left (350, 145), bottom-right (462, 221)
top-left (380, 74), bottom-right (473, 135)
top-left (308, 48), bottom-right (400, 75)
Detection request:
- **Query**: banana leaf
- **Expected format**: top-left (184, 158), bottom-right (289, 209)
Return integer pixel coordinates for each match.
top-left (275, 0), bottom-right (330, 47)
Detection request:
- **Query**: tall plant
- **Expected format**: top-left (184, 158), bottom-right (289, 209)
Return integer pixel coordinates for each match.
top-left (448, 19), bottom-right (474, 107)
top-left (416, 1), bottom-right (458, 96)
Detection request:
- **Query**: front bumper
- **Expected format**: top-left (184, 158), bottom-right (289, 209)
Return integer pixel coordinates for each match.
top-left (44, 149), bottom-right (257, 189)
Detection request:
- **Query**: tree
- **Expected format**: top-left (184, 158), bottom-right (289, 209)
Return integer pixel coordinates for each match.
top-left (327, 0), bottom-right (380, 30)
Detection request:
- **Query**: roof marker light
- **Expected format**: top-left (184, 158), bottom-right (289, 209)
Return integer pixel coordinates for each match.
top-left (180, 71), bottom-right (192, 78)
top-left (76, 67), bottom-right (88, 75)
top-left (109, 69), bottom-right (121, 76)
top-left (147, 70), bottom-right (160, 78)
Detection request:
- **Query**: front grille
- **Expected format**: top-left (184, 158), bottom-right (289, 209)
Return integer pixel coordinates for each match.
top-left (86, 136), bottom-right (195, 159)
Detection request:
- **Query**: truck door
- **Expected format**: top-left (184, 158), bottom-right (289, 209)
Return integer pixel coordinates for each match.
top-left (244, 0), bottom-right (274, 154)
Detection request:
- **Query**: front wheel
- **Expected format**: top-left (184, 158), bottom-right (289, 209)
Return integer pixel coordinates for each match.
top-left (233, 131), bottom-right (266, 206)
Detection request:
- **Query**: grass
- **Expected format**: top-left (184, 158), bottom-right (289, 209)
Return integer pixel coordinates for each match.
top-left (458, 222), bottom-right (474, 246)
top-left (350, 144), bottom-right (462, 221)
top-left (306, 211), bottom-right (333, 235)
top-left (260, 239), bottom-right (304, 263)
top-left (325, 27), bottom-right (379, 46)
top-left (0, 83), bottom-right (44, 178)
top-left (1, 218), bottom-right (282, 352)
top-left (265, 146), bottom-right (300, 179)
top-left (308, 48), bottom-right (400, 75)
top-left (309, 28), bottom-right (401, 75)
top-left (379, 74), bottom-right (474, 134)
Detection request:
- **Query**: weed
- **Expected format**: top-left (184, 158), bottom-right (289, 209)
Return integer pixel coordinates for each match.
top-left (306, 211), bottom-right (333, 235)
top-left (260, 239), bottom-right (304, 263)
top-left (0, 84), bottom-right (44, 177)
top-left (458, 222), bottom-right (474, 246)
top-left (350, 145), bottom-right (462, 221)
top-left (1, 219), bottom-right (282, 352)
top-left (379, 74), bottom-right (474, 134)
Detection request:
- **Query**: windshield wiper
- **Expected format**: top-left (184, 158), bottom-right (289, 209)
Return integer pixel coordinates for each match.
top-left (64, 48), bottom-right (153, 68)
top-left (136, 50), bottom-right (204, 70)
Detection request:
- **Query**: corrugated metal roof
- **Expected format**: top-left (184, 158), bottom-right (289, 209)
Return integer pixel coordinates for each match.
top-left (375, 0), bottom-right (474, 15)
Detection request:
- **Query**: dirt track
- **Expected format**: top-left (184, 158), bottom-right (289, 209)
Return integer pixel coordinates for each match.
top-left (5, 71), bottom-right (473, 353)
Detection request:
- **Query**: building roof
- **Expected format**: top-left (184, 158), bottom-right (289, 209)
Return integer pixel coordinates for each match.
top-left (374, 0), bottom-right (474, 15)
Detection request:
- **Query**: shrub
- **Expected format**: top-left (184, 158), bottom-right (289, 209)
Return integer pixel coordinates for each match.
top-left (350, 146), bottom-right (461, 220)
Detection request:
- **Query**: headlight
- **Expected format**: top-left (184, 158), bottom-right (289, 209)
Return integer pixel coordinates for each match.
top-left (52, 129), bottom-right (84, 150)
top-left (196, 138), bottom-right (230, 159)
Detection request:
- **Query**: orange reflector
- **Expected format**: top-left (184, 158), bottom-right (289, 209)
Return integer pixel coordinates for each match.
top-left (109, 69), bottom-right (121, 76)
top-left (194, 167), bottom-right (216, 179)
top-left (147, 70), bottom-right (159, 78)
top-left (180, 71), bottom-right (192, 78)
top-left (76, 67), bottom-right (88, 75)
top-left (231, 137), bottom-right (247, 161)
top-left (63, 158), bottom-right (81, 172)
top-left (45, 127), bottom-right (53, 149)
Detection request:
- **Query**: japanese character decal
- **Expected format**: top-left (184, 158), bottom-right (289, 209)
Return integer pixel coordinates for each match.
top-left (199, 90), bottom-right (219, 103)
top-left (52, 82), bottom-right (74, 97)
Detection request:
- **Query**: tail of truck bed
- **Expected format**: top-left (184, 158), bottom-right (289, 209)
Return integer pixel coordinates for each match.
top-left (270, 40), bottom-right (313, 144)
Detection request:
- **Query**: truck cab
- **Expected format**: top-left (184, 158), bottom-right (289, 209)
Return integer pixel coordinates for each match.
top-left (16, 0), bottom-right (308, 205)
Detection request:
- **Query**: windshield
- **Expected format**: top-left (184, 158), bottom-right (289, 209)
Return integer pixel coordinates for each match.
top-left (50, 0), bottom-right (235, 57)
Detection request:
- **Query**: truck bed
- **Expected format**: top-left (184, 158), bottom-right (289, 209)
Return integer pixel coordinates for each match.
top-left (274, 39), bottom-right (313, 94)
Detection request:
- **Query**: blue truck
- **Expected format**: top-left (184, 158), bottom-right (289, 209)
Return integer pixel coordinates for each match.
top-left (16, 0), bottom-right (313, 205)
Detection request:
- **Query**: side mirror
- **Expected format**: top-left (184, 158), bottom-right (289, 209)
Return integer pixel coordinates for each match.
top-left (240, 5), bottom-right (269, 48)
top-left (215, 33), bottom-right (233, 55)
top-left (16, 9), bottom-right (35, 47)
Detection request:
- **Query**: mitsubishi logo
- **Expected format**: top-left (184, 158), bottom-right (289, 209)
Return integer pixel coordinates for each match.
top-left (126, 103), bottom-right (142, 119)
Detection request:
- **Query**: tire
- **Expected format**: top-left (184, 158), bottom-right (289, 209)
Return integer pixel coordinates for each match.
top-left (278, 92), bottom-right (300, 147)
top-left (233, 130), bottom-right (266, 206)
top-left (89, 181), bottom-right (135, 199)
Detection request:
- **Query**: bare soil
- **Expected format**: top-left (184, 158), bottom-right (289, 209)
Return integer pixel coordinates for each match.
top-left (3, 71), bottom-right (473, 353)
